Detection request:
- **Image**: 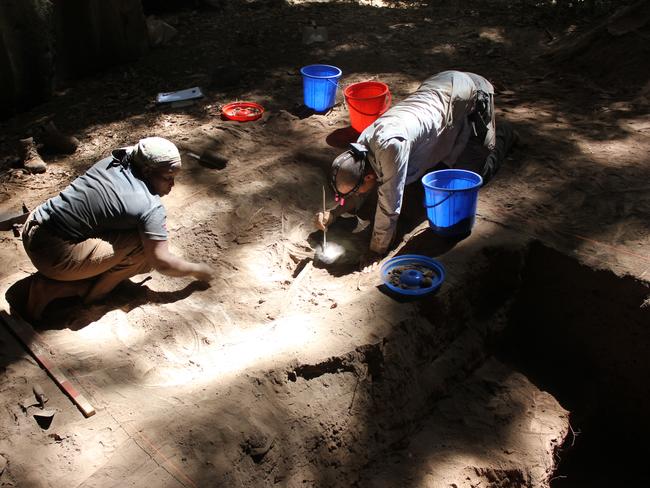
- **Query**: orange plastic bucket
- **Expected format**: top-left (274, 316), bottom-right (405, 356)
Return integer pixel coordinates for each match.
top-left (344, 81), bottom-right (391, 133)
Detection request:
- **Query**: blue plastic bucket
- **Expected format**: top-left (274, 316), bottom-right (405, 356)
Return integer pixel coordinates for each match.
top-left (421, 169), bottom-right (483, 237)
top-left (300, 64), bottom-right (342, 112)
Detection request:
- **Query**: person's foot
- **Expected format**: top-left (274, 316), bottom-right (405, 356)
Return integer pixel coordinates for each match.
top-left (19, 137), bottom-right (47, 174)
top-left (25, 273), bottom-right (52, 321)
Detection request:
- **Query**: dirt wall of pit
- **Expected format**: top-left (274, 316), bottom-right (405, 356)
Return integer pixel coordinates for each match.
top-left (503, 242), bottom-right (650, 438)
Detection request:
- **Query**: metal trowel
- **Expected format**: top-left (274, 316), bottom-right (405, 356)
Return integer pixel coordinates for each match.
top-left (186, 150), bottom-right (228, 169)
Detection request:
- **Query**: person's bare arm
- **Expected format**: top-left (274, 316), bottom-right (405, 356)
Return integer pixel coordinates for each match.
top-left (143, 238), bottom-right (214, 281)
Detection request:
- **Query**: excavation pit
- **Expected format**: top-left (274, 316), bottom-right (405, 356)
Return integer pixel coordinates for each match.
top-left (499, 243), bottom-right (650, 487)
top-left (271, 240), bottom-right (649, 486)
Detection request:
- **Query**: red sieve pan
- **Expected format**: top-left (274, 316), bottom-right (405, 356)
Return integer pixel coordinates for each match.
top-left (221, 102), bottom-right (264, 122)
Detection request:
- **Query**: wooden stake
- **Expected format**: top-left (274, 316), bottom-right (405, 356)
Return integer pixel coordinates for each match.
top-left (0, 311), bottom-right (96, 417)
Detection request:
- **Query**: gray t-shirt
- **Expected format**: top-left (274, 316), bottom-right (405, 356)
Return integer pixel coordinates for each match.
top-left (34, 150), bottom-right (168, 242)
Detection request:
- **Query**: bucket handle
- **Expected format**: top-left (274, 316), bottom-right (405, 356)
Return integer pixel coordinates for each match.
top-left (300, 71), bottom-right (341, 88)
top-left (346, 91), bottom-right (392, 117)
top-left (423, 191), bottom-right (454, 209)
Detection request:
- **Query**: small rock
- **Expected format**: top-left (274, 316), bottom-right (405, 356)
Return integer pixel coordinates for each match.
top-left (0, 453), bottom-right (7, 474)
top-left (242, 429), bottom-right (275, 463)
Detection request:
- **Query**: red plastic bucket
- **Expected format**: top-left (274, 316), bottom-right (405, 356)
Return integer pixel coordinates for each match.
top-left (344, 81), bottom-right (391, 133)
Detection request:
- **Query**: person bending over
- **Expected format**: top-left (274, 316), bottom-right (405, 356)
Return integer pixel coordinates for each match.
top-left (21, 137), bottom-right (215, 320)
top-left (314, 70), bottom-right (517, 271)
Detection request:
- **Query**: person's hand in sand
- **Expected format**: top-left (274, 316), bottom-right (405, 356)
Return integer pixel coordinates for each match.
top-left (360, 251), bottom-right (382, 273)
top-left (313, 210), bottom-right (335, 231)
top-left (313, 198), bottom-right (352, 232)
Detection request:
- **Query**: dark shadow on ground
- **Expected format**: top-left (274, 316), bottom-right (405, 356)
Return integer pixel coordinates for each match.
top-left (307, 216), bottom-right (368, 277)
top-left (376, 280), bottom-right (446, 303)
top-left (397, 229), bottom-right (465, 256)
top-left (326, 127), bottom-right (359, 149)
top-left (4, 276), bottom-right (207, 331)
top-left (288, 104), bottom-right (317, 119)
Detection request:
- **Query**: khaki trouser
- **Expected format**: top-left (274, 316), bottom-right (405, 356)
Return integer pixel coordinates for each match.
top-left (22, 212), bottom-right (152, 297)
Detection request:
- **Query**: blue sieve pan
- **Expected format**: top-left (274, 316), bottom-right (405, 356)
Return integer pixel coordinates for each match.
top-left (380, 254), bottom-right (446, 296)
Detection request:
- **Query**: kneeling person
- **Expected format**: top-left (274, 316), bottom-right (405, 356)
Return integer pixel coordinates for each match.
top-left (22, 137), bottom-right (215, 320)
top-left (315, 70), bottom-right (516, 271)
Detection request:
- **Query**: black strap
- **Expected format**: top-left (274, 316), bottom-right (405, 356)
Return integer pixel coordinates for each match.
top-left (107, 148), bottom-right (132, 169)
top-left (331, 144), bottom-right (368, 200)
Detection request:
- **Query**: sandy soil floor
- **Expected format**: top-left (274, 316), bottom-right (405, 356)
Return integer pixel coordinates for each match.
top-left (0, 1), bottom-right (648, 487)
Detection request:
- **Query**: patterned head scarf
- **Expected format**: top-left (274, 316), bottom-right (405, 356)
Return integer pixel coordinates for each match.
top-left (130, 137), bottom-right (181, 171)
